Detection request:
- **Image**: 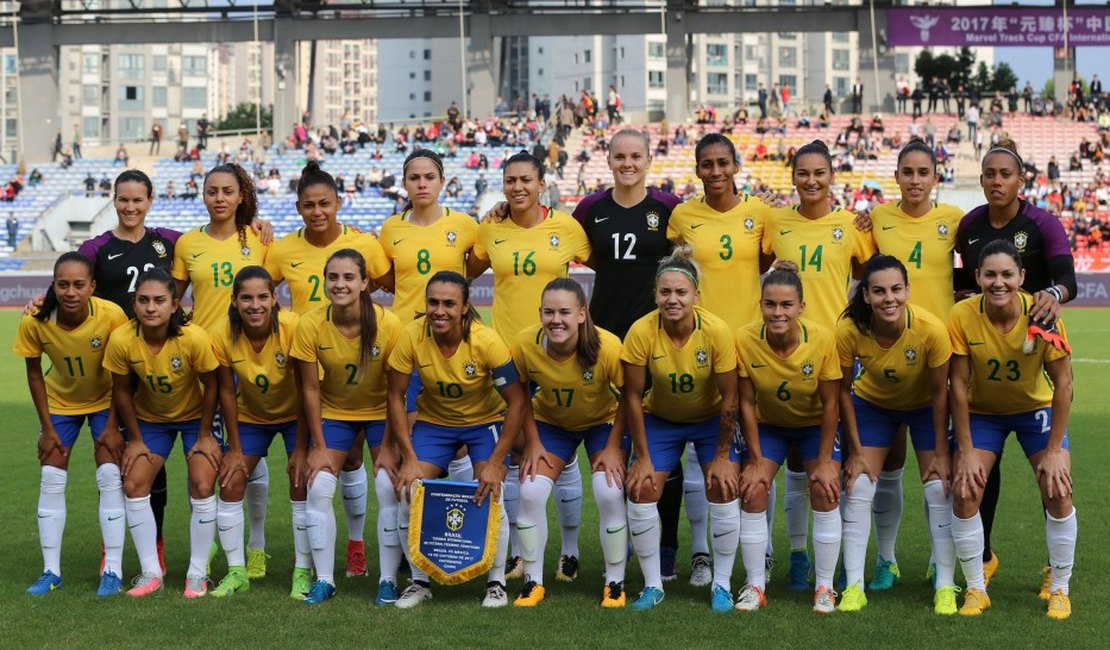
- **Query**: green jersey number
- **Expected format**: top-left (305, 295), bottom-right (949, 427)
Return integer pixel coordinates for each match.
top-left (254, 373), bottom-right (270, 394)
top-left (436, 381), bottom-right (463, 398)
top-left (512, 251), bottom-right (537, 276)
top-left (986, 358), bottom-right (1021, 382)
top-left (145, 374), bottom-right (172, 394)
top-left (344, 363), bottom-right (359, 385)
top-left (669, 372), bottom-right (695, 393)
top-left (799, 244), bottom-right (823, 272)
top-left (776, 380), bottom-right (791, 401)
top-left (719, 234), bottom-right (734, 261)
top-left (907, 241), bottom-right (923, 269)
top-left (552, 388), bottom-right (575, 407)
top-left (416, 248), bottom-right (432, 275)
top-left (63, 355), bottom-right (86, 378)
top-left (307, 274), bottom-right (323, 303)
top-left (210, 261), bottom-right (234, 287)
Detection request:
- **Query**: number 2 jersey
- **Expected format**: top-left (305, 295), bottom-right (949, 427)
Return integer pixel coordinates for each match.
top-left (78, 227), bottom-right (181, 318)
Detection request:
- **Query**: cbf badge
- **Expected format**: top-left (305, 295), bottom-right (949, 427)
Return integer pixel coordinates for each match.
top-left (408, 479), bottom-right (502, 585)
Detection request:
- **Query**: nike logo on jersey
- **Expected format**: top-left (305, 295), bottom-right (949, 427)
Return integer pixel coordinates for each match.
top-left (38, 514), bottom-right (50, 519)
top-left (231, 359), bottom-right (244, 364)
top-left (690, 223), bottom-right (705, 230)
top-left (751, 363), bottom-right (767, 368)
top-left (319, 346), bottom-right (334, 350)
top-left (393, 239), bottom-right (405, 246)
top-left (968, 238), bottom-right (980, 245)
top-left (594, 216), bottom-right (610, 223)
top-left (968, 341), bottom-right (985, 346)
top-left (494, 239), bottom-right (508, 244)
top-left (291, 261), bottom-right (304, 268)
top-left (418, 363), bottom-right (433, 368)
top-left (192, 252), bottom-right (204, 258)
top-left (779, 229), bottom-right (793, 235)
top-left (107, 253), bottom-right (124, 260)
top-left (882, 225), bottom-right (896, 230)
top-left (651, 354), bottom-right (665, 360)
top-left (342, 493), bottom-right (366, 501)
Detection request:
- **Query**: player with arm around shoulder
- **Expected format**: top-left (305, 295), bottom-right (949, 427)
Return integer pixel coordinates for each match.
top-left (511, 278), bottom-right (629, 608)
top-left (621, 246), bottom-right (742, 612)
top-left (734, 261), bottom-right (842, 614)
top-left (14, 253), bottom-right (129, 596)
top-left (947, 240), bottom-right (1076, 620)
top-left (834, 255), bottom-right (956, 614)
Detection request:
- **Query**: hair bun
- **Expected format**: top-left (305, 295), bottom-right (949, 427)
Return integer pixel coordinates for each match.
top-left (770, 259), bottom-right (800, 274)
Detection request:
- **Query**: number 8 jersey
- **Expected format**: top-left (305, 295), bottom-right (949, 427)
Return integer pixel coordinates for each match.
top-left (379, 208), bottom-right (478, 322)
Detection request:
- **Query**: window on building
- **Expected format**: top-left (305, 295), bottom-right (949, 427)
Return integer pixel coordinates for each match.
top-left (648, 42), bottom-right (665, 59)
top-left (778, 32), bottom-right (797, 40)
top-left (779, 47), bottom-right (797, 68)
top-left (182, 55), bottom-right (206, 77)
top-left (649, 70), bottom-right (665, 89)
top-left (118, 117), bottom-right (144, 140)
top-left (82, 54), bottom-right (98, 75)
top-left (153, 55), bottom-right (167, 73)
top-left (118, 54), bottom-right (144, 81)
top-left (182, 86), bottom-right (206, 109)
top-left (83, 85), bottom-right (99, 107)
top-left (707, 72), bottom-right (728, 95)
top-left (424, 49), bottom-right (431, 60)
top-left (832, 32), bottom-right (850, 44)
top-left (832, 49), bottom-right (850, 71)
top-left (424, 91), bottom-right (431, 101)
top-left (574, 53), bottom-right (579, 65)
top-left (745, 74), bottom-right (758, 91)
top-left (6, 118), bottom-right (18, 139)
top-left (834, 76), bottom-right (848, 97)
top-left (620, 47), bottom-right (625, 59)
top-left (744, 45), bottom-right (757, 61)
top-left (424, 70), bottom-right (431, 81)
top-left (82, 117), bottom-right (98, 141)
top-left (706, 44), bottom-right (727, 67)
top-left (152, 86), bottom-right (167, 108)
top-left (779, 74), bottom-right (797, 91)
top-left (118, 85), bottom-right (143, 110)
top-left (895, 53), bottom-right (910, 74)
top-left (409, 93), bottom-right (416, 100)
top-left (409, 72), bottom-right (416, 80)
top-left (584, 76), bottom-right (592, 91)
top-left (538, 46), bottom-right (544, 54)
top-left (538, 67), bottom-right (544, 76)
top-left (584, 49), bottom-right (591, 63)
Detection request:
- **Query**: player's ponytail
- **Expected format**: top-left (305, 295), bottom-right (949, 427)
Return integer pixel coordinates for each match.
top-left (655, 244), bottom-right (700, 288)
top-left (842, 254), bottom-right (909, 335)
top-left (326, 249), bottom-right (378, 377)
top-left (134, 268), bottom-right (189, 337)
top-left (982, 133), bottom-right (1023, 172)
top-left (425, 270), bottom-right (481, 342)
top-left (543, 277), bottom-right (600, 369)
top-left (297, 160), bottom-right (338, 198)
top-left (762, 259), bottom-right (804, 302)
top-left (35, 252), bottom-right (94, 322)
top-left (791, 139), bottom-right (833, 171)
top-left (206, 162), bottom-right (258, 253)
top-left (228, 265), bottom-right (280, 346)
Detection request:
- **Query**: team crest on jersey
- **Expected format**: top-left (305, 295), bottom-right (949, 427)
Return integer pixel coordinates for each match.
top-left (170, 354), bottom-right (183, 371)
top-left (646, 212), bottom-right (661, 231)
top-left (275, 351), bottom-right (287, 367)
top-left (371, 344), bottom-right (382, 359)
top-left (241, 245), bottom-right (251, 257)
top-left (582, 367), bottom-right (595, 383)
top-left (445, 230), bottom-right (458, 246)
top-left (695, 347), bottom-right (709, 368)
top-left (744, 217), bottom-right (755, 232)
top-left (904, 346), bottom-right (918, 364)
top-left (464, 361), bottom-right (477, 377)
top-left (89, 335), bottom-right (103, 350)
top-left (801, 361), bottom-right (815, 378)
top-left (152, 240), bottom-right (168, 258)
top-left (937, 223), bottom-right (949, 238)
top-left (1013, 231), bottom-right (1029, 252)
top-left (549, 234), bottom-right (561, 249)
top-left (831, 227), bottom-right (844, 242)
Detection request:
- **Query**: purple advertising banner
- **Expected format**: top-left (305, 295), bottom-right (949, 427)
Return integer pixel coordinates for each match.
top-left (888, 8), bottom-right (1110, 47)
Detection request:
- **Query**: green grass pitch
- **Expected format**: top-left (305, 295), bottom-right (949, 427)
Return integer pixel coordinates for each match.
top-left (0, 308), bottom-right (1106, 647)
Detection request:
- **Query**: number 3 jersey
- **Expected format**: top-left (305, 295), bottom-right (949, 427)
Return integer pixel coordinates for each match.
top-left (78, 227), bottom-right (181, 318)
top-left (379, 208), bottom-right (478, 322)
top-left (210, 310), bottom-right (300, 424)
top-left (171, 225), bottom-right (268, 331)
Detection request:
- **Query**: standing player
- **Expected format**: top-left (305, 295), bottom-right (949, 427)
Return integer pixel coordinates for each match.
top-left (103, 269), bottom-right (221, 597)
top-left (265, 162), bottom-right (392, 578)
top-left (762, 140), bottom-right (874, 590)
top-left (386, 271), bottom-right (529, 609)
top-left (621, 246), bottom-right (742, 612)
top-left (210, 266), bottom-right (311, 599)
top-left (511, 278), bottom-right (629, 607)
top-left (15, 253), bottom-right (129, 595)
top-left (735, 262), bottom-right (842, 613)
top-left (291, 249), bottom-right (403, 604)
top-left (469, 151), bottom-right (591, 581)
top-left (948, 240), bottom-right (1075, 620)
top-left (953, 136), bottom-right (1077, 588)
top-left (835, 255), bottom-right (955, 614)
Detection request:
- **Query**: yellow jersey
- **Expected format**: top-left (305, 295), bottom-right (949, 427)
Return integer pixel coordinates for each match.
top-left (211, 310), bottom-right (300, 424)
top-left (622, 307), bottom-right (737, 423)
top-left (948, 294), bottom-right (1070, 415)
top-left (668, 195), bottom-right (770, 330)
top-left (289, 304), bottom-right (402, 421)
top-left (12, 297), bottom-right (129, 415)
top-left (736, 318), bottom-right (841, 428)
top-left (380, 209), bottom-right (479, 322)
top-left (388, 319), bottom-right (512, 427)
top-left (473, 209), bottom-right (592, 341)
top-left (763, 207), bottom-right (876, 329)
top-left (103, 322), bottom-right (219, 422)
top-left (264, 223), bottom-right (390, 314)
top-left (835, 305), bottom-right (951, 411)
top-left (511, 325), bottom-right (623, 431)
top-left (171, 225), bottom-right (268, 331)
top-left (870, 201), bottom-right (963, 317)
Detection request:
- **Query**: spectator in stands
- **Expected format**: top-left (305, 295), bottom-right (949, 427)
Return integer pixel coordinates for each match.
top-left (3, 173), bottom-right (23, 201)
top-left (1022, 82), bottom-right (1035, 114)
top-left (868, 113), bottom-right (884, 135)
top-left (796, 110), bottom-right (812, 129)
top-left (149, 122), bottom-right (163, 155)
top-left (1069, 151), bottom-right (1083, 172)
top-left (1093, 141), bottom-right (1105, 164)
top-left (946, 124), bottom-right (962, 145)
top-left (110, 143), bottom-right (128, 167)
top-left (380, 170), bottom-right (397, 196)
top-left (823, 84), bottom-right (835, 115)
top-left (197, 114), bottom-right (210, 150)
top-left (1047, 156), bottom-right (1061, 183)
top-left (735, 106), bottom-right (749, 125)
top-left (445, 176), bottom-right (462, 198)
top-left (52, 129), bottom-right (63, 162)
top-left (182, 177), bottom-right (199, 200)
top-left (817, 108), bottom-right (831, 129)
top-left (6, 211), bottom-right (17, 248)
top-left (368, 166), bottom-right (383, 187)
top-left (852, 77), bottom-right (864, 114)
top-left (911, 84), bottom-right (924, 119)
top-left (967, 103), bottom-right (980, 144)
top-left (474, 172), bottom-right (488, 196)
top-left (28, 169), bottom-right (42, 186)
top-left (354, 173), bottom-right (366, 194)
top-left (164, 180), bottom-right (176, 200)
top-left (923, 117), bottom-right (936, 147)
top-left (83, 172), bottom-right (97, 197)
top-left (97, 174), bottom-right (111, 197)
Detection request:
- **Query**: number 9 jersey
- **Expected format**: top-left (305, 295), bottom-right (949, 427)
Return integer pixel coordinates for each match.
top-left (210, 310), bottom-right (300, 424)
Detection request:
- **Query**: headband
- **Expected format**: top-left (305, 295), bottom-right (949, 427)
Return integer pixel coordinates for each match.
top-left (984, 147), bottom-right (1023, 170)
top-left (403, 153), bottom-right (444, 177)
top-left (656, 266), bottom-right (699, 287)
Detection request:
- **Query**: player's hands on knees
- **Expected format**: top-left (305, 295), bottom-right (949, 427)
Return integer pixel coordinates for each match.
top-left (625, 457), bottom-right (656, 502)
top-left (923, 453), bottom-right (952, 495)
top-left (373, 444), bottom-right (401, 481)
top-left (122, 440), bottom-right (154, 477)
top-left (520, 440), bottom-right (557, 482)
top-left (591, 445), bottom-right (626, 488)
top-left (842, 453), bottom-right (876, 494)
top-left (287, 448), bottom-right (308, 490)
top-left (809, 460), bottom-right (841, 505)
top-left (953, 453), bottom-right (987, 501)
top-left (481, 201), bottom-right (509, 224)
top-left (37, 429), bottom-right (67, 465)
top-left (739, 458), bottom-right (772, 503)
top-left (188, 435), bottom-right (223, 473)
top-left (394, 459), bottom-right (423, 500)
top-left (219, 448), bottom-right (248, 489)
top-left (1036, 448), bottom-right (1072, 500)
top-left (705, 456), bottom-right (739, 502)
top-left (474, 461), bottom-right (508, 507)
top-left (306, 446), bottom-right (336, 487)
top-left (95, 427), bottom-right (126, 468)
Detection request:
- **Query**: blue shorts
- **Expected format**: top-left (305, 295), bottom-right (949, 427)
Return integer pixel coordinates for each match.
top-left (211, 410), bottom-right (226, 449)
top-left (405, 370), bottom-right (423, 413)
top-left (969, 408), bottom-right (1068, 458)
top-left (321, 419), bottom-right (386, 452)
top-left (138, 419), bottom-right (203, 459)
top-left (642, 413), bottom-right (739, 471)
top-left (853, 394), bottom-right (949, 452)
top-left (754, 423), bottom-right (842, 465)
top-left (238, 420), bottom-right (298, 457)
top-left (536, 421), bottom-right (629, 463)
top-left (412, 420), bottom-right (504, 471)
top-left (48, 409), bottom-right (111, 448)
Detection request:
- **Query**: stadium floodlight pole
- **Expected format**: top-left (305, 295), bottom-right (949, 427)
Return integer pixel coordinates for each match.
top-left (868, 0), bottom-right (880, 112)
top-left (11, 6), bottom-right (22, 162)
top-left (458, 0), bottom-right (469, 120)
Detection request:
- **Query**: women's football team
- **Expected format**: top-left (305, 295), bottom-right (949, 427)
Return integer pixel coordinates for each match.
top-left (16, 133), bottom-right (1076, 620)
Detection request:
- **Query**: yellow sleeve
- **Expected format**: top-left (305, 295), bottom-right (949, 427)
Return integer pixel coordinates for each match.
top-left (835, 319), bottom-right (857, 369)
top-left (190, 328), bottom-right (220, 374)
top-left (460, 215), bottom-right (479, 250)
top-left (387, 326), bottom-right (416, 374)
top-left (361, 234), bottom-right (391, 279)
top-left (11, 315), bottom-right (42, 357)
top-left (379, 218), bottom-right (398, 260)
top-left (510, 335), bottom-right (528, 377)
top-left (620, 321), bottom-right (650, 366)
top-left (948, 307), bottom-right (969, 356)
top-left (104, 302), bottom-right (129, 332)
top-left (263, 242), bottom-right (284, 283)
top-left (379, 309), bottom-right (403, 360)
top-left (290, 317), bottom-right (319, 363)
top-left (760, 210), bottom-right (777, 256)
top-left (666, 209), bottom-right (684, 243)
top-left (171, 234), bottom-right (190, 281)
top-left (734, 330), bottom-right (751, 378)
top-left (211, 331), bottom-right (231, 366)
top-left (570, 219), bottom-right (592, 263)
top-left (103, 327), bottom-right (132, 375)
top-left (925, 319), bottom-right (953, 368)
top-left (853, 224), bottom-right (877, 262)
top-left (480, 327), bottom-right (513, 369)
top-left (472, 223), bottom-right (491, 261)
top-left (818, 336), bottom-right (843, 381)
top-left (710, 320), bottom-right (738, 373)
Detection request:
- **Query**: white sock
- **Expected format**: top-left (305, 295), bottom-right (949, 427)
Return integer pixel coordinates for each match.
top-left (487, 492), bottom-right (509, 585)
top-left (554, 458), bottom-right (582, 558)
top-left (126, 495), bottom-right (161, 577)
top-left (952, 512), bottom-right (985, 590)
top-left (812, 509), bottom-right (842, 590)
top-left (37, 466), bottom-right (67, 576)
top-left (218, 499), bottom-right (245, 568)
top-left (518, 475), bottom-right (553, 585)
top-left (374, 468), bottom-right (402, 583)
top-left (684, 449), bottom-right (710, 556)
top-left (709, 500), bottom-right (741, 591)
top-left (923, 480), bottom-right (956, 588)
top-left (188, 495), bottom-right (218, 578)
top-left (290, 500), bottom-right (312, 569)
top-left (628, 501), bottom-right (663, 589)
top-left (923, 492), bottom-right (936, 566)
top-left (765, 479), bottom-right (776, 557)
top-left (504, 466), bottom-right (521, 556)
top-left (1046, 507), bottom-right (1077, 594)
top-left (873, 468), bottom-right (904, 563)
top-left (592, 472), bottom-right (627, 585)
top-left (96, 464), bottom-right (125, 577)
top-left (306, 472), bottom-right (338, 585)
top-left (740, 510), bottom-right (769, 589)
top-left (340, 464), bottom-right (367, 543)
top-left (785, 469), bottom-right (810, 551)
top-left (447, 455), bottom-right (474, 482)
top-left (398, 489), bottom-right (429, 584)
top-left (246, 458), bottom-right (269, 550)
top-left (841, 475), bottom-right (876, 588)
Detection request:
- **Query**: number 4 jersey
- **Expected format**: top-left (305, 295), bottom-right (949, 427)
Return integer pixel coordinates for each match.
top-left (78, 227), bottom-right (181, 318)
